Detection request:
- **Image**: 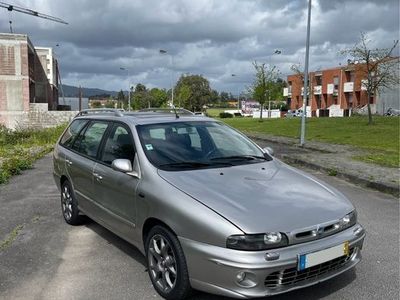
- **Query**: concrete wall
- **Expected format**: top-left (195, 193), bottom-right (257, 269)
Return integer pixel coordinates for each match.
top-left (376, 86), bottom-right (400, 115)
top-left (0, 34), bottom-right (31, 115)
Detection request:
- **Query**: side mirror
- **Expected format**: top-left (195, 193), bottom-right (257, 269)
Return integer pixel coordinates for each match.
top-left (111, 159), bottom-right (139, 178)
top-left (263, 147), bottom-right (274, 156)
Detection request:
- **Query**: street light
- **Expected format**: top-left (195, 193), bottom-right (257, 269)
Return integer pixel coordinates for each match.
top-left (231, 74), bottom-right (241, 112)
top-left (268, 49), bottom-right (282, 118)
top-left (120, 67), bottom-right (131, 111)
top-left (300, 0), bottom-right (312, 146)
top-left (159, 49), bottom-right (174, 106)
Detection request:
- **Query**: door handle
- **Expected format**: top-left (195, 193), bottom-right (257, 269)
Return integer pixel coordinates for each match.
top-left (65, 159), bottom-right (73, 166)
top-left (93, 172), bottom-right (103, 181)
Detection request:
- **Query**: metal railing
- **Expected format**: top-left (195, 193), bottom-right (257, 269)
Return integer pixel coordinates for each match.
top-left (138, 108), bottom-right (194, 115)
top-left (75, 108), bottom-right (124, 117)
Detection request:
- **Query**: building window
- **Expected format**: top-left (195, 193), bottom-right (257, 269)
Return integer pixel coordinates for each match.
top-left (333, 76), bottom-right (339, 86)
top-left (315, 75), bottom-right (322, 85)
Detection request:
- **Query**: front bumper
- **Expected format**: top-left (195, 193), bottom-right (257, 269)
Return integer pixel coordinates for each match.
top-left (180, 223), bottom-right (365, 299)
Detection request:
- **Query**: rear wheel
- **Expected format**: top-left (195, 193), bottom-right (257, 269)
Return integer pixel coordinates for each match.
top-left (61, 180), bottom-right (83, 225)
top-left (145, 226), bottom-right (192, 300)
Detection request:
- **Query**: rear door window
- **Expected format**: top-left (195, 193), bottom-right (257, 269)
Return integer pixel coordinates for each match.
top-left (72, 121), bottom-right (109, 159)
top-left (60, 119), bottom-right (88, 148)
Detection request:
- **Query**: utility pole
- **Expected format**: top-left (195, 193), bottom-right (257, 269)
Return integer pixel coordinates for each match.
top-left (78, 85), bottom-right (82, 111)
top-left (267, 50), bottom-right (281, 118)
top-left (231, 74), bottom-right (241, 113)
top-left (300, 0), bottom-right (312, 146)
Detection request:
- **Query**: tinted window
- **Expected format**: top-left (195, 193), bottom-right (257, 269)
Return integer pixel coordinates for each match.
top-left (60, 119), bottom-right (88, 148)
top-left (101, 124), bottom-right (135, 165)
top-left (72, 121), bottom-right (109, 159)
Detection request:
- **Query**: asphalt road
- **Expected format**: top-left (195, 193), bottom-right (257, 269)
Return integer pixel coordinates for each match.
top-left (0, 154), bottom-right (399, 300)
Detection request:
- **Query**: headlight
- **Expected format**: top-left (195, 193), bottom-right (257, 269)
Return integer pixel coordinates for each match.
top-left (226, 232), bottom-right (288, 251)
top-left (340, 210), bottom-right (357, 230)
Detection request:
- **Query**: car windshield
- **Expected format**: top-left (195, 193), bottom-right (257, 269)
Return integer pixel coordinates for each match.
top-left (137, 121), bottom-right (271, 171)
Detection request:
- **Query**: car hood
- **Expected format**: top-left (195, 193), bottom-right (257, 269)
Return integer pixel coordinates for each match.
top-left (158, 160), bottom-right (354, 234)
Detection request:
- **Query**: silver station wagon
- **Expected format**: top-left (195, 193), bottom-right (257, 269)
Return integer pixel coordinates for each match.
top-left (53, 109), bottom-right (365, 299)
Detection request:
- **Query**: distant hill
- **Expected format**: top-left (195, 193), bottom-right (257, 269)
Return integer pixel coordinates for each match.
top-left (61, 84), bottom-right (120, 98)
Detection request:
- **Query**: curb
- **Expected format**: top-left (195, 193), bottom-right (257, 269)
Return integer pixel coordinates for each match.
top-left (248, 134), bottom-right (400, 198)
top-left (280, 155), bottom-right (399, 198)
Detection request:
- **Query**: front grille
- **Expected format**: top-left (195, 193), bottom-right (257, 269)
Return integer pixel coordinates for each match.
top-left (265, 248), bottom-right (354, 289)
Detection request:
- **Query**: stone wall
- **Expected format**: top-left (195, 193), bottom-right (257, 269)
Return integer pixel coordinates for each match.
top-left (0, 103), bottom-right (77, 130)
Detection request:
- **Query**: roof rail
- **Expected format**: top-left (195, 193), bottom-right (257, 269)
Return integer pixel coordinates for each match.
top-left (75, 108), bottom-right (124, 117)
top-left (138, 108), bottom-right (194, 115)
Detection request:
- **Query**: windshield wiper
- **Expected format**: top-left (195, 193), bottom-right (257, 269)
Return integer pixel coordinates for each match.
top-left (159, 161), bottom-right (233, 169)
top-left (159, 162), bottom-right (211, 168)
top-left (210, 155), bottom-right (269, 161)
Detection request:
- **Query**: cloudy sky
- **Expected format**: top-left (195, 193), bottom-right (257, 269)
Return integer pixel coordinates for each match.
top-left (1, 0), bottom-right (399, 93)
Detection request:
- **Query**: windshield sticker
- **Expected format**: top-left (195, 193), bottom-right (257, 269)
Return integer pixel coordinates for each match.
top-left (145, 144), bottom-right (154, 150)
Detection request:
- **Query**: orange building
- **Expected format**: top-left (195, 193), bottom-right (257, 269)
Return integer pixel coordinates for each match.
top-left (283, 63), bottom-right (374, 116)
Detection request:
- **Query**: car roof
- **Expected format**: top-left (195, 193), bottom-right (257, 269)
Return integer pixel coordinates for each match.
top-left (72, 109), bottom-right (215, 126)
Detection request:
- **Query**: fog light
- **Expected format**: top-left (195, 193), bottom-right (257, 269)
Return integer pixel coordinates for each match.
top-left (353, 226), bottom-right (364, 236)
top-left (236, 271), bottom-right (246, 283)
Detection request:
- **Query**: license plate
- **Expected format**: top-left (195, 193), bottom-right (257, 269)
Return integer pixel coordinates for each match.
top-left (298, 241), bottom-right (349, 271)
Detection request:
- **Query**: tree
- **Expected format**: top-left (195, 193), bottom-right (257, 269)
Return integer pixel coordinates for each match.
top-left (116, 89), bottom-right (126, 107)
top-left (249, 61), bottom-right (280, 120)
top-left (104, 100), bottom-right (116, 108)
top-left (117, 89), bottom-right (125, 101)
top-left (342, 32), bottom-right (399, 124)
top-left (175, 74), bottom-right (212, 111)
top-left (176, 84), bottom-right (191, 108)
top-left (149, 88), bottom-right (168, 108)
top-left (91, 101), bottom-right (102, 108)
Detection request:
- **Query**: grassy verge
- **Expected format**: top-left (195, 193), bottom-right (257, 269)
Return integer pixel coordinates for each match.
top-left (0, 125), bottom-right (66, 184)
top-left (206, 108), bottom-right (233, 118)
top-left (220, 116), bottom-right (399, 168)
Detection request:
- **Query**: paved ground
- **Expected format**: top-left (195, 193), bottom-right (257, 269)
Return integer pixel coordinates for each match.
top-left (0, 154), bottom-right (399, 300)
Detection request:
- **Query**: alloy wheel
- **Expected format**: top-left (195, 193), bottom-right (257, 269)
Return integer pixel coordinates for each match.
top-left (148, 234), bottom-right (177, 293)
top-left (62, 185), bottom-right (73, 221)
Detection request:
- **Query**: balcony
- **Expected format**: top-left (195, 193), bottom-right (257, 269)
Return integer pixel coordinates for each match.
top-left (344, 82), bottom-right (354, 93)
top-left (301, 87), bottom-right (310, 96)
top-left (361, 79), bottom-right (368, 91)
top-left (313, 85), bottom-right (322, 95)
top-left (283, 87), bottom-right (292, 97)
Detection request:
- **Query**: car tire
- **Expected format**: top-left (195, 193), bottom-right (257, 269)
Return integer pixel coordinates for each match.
top-left (61, 180), bottom-right (83, 225)
top-left (145, 225), bottom-right (192, 300)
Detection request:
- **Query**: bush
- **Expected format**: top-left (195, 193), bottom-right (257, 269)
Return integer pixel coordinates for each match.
top-left (0, 124), bottom-right (67, 184)
top-left (219, 112), bottom-right (234, 118)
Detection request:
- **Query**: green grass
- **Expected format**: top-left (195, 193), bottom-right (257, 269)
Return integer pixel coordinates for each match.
top-left (0, 125), bottom-right (67, 184)
top-left (206, 108), bottom-right (233, 117)
top-left (220, 116), bottom-right (400, 168)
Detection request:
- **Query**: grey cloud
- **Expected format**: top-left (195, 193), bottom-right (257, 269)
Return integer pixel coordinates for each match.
top-left (1, 0), bottom-right (397, 93)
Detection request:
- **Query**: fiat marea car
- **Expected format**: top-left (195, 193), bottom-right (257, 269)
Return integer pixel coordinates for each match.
top-left (53, 108), bottom-right (365, 299)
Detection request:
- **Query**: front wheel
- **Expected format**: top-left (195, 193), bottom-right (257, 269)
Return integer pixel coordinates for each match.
top-left (145, 226), bottom-right (192, 300)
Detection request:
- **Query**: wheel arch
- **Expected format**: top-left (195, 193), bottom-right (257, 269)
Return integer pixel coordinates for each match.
top-left (142, 217), bottom-right (177, 245)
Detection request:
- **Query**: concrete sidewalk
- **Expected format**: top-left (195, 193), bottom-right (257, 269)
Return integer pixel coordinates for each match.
top-left (248, 133), bottom-right (400, 197)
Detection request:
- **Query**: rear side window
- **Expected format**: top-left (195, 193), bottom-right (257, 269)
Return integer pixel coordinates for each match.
top-left (60, 119), bottom-right (88, 148)
top-left (72, 121), bottom-right (109, 159)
